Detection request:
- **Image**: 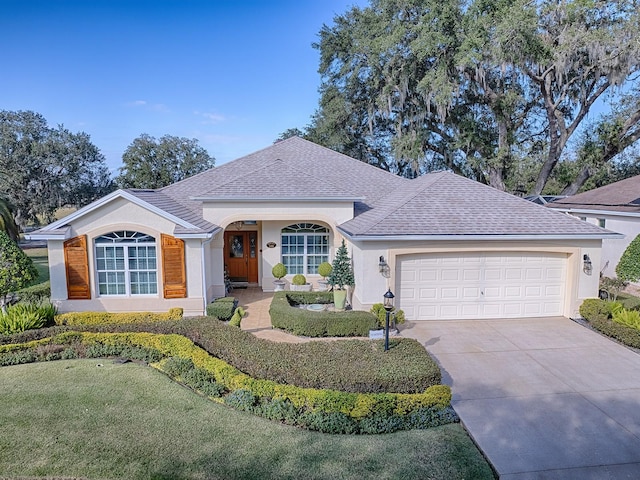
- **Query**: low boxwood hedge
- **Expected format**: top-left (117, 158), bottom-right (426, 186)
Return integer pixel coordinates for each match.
top-left (206, 297), bottom-right (238, 321)
top-left (270, 292), bottom-right (378, 337)
top-left (54, 308), bottom-right (183, 326)
top-left (0, 331), bottom-right (454, 434)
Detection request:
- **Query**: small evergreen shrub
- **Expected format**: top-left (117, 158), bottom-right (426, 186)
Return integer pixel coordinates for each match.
top-left (229, 306), bottom-right (245, 327)
top-left (206, 297), bottom-right (238, 320)
top-left (292, 274), bottom-right (306, 286)
top-left (272, 263), bottom-right (287, 280)
top-left (16, 281), bottom-right (51, 303)
top-left (370, 303), bottom-right (406, 328)
top-left (225, 389), bottom-right (257, 411)
top-left (318, 262), bottom-right (332, 279)
top-left (579, 298), bottom-right (617, 321)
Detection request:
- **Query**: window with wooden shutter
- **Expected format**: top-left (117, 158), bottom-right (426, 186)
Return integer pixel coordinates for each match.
top-left (64, 235), bottom-right (91, 300)
top-left (161, 234), bottom-right (187, 298)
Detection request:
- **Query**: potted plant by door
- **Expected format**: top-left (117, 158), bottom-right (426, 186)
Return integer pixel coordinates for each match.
top-left (317, 261), bottom-right (332, 292)
top-left (327, 240), bottom-right (355, 311)
top-left (272, 263), bottom-right (287, 292)
top-left (290, 274), bottom-right (312, 291)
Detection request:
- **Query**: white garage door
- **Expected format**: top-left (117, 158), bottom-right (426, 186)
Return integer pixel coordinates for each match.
top-left (398, 252), bottom-right (567, 320)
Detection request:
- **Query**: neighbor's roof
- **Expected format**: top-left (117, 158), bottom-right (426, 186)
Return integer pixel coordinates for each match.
top-left (339, 171), bottom-right (618, 239)
top-left (547, 175), bottom-right (640, 215)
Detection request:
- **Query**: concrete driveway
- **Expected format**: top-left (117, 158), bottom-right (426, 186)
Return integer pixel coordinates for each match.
top-left (401, 317), bottom-right (640, 479)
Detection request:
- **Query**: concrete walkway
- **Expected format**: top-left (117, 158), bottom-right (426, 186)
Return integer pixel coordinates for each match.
top-left (232, 288), bottom-right (311, 343)
top-left (401, 317), bottom-right (640, 479)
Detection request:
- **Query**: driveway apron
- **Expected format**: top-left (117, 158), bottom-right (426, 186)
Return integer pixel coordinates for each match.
top-left (402, 317), bottom-right (640, 479)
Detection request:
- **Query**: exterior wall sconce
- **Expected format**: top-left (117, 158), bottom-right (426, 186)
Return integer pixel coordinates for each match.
top-left (583, 254), bottom-right (593, 275)
top-left (379, 256), bottom-right (390, 278)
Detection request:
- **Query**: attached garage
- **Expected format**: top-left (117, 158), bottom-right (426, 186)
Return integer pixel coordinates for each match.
top-left (397, 251), bottom-right (568, 320)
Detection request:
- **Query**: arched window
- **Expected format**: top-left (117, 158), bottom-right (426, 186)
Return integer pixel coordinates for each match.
top-left (95, 231), bottom-right (157, 295)
top-left (281, 223), bottom-right (329, 275)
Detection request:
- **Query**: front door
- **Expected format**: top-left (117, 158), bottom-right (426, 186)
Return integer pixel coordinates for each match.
top-left (224, 231), bottom-right (258, 283)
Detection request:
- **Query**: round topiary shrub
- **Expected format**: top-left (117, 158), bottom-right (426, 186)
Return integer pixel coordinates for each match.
top-left (318, 262), bottom-right (332, 278)
top-left (292, 274), bottom-right (306, 285)
top-left (272, 263), bottom-right (287, 279)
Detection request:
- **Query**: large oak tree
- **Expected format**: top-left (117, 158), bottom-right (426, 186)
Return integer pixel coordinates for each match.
top-left (0, 110), bottom-right (113, 227)
top-left (115, 134), bottom-right (215, 189)
top-left (308, 0), bottom-right (640, 194)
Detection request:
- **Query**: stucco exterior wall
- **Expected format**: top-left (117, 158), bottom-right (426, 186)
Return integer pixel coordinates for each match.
top-left (348, 238), bottom-right (602, 319)
top-left (48, 199), bottom-right (207, 316)
top-left (567, 212), bottom-right (636, 278)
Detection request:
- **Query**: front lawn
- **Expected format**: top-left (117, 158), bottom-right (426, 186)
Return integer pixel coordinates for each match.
top-left (24, 247), bottom-right (49, 284)
top-left (0, 359), bottom-right (495, 480)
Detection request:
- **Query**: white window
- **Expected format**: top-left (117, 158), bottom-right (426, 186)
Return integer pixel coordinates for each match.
top-left (95, 231), bottom-right (157, 296)
top-left (281, 223), bottom-right (329, 275)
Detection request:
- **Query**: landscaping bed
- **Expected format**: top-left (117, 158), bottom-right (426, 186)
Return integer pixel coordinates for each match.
top-left (269, 291), bottom-right (379, 337)
top-left (0, 317), bottom-right (451, 434)
top-left (579, 297), bottom-right (640, 350)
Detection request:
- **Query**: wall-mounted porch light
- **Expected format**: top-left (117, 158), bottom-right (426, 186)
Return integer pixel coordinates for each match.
top-left (583, 254), bottom-right (593, 275)
top-left (379, 256), bottom-right (390, 278)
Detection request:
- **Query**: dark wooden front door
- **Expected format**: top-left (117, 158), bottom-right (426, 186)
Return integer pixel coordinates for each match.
top-left (224, 231), bottom-right (258, 283)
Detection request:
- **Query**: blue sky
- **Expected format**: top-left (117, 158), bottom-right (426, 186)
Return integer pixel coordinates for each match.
top-left (0, 0), bottom-right (365, 174)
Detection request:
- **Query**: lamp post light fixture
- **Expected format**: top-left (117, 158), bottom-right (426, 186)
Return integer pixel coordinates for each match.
top-left (383, 288), bottom-right (395, 352)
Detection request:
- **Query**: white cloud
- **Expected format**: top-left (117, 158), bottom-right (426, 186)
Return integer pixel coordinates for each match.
top-left (125, 100), bottom-right (169, 112)
top-left (194, 110), bottom-right (226, 124)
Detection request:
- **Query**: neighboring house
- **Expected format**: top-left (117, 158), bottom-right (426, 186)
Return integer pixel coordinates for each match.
top-left (547, 175), bottom-right (640, 278)
top-left (27, 137), bottom-right (619, 320)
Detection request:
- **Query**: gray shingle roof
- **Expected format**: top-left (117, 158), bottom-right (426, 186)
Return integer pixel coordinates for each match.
top-left (30, 137), bottom-right (618, 240)
top-left (340, 171), bottom-right (614, 237)
top-left (125, 189), bottom-right (219, 234)
top-left (547, 175), bottom-right (640, 214)
top-left (161, 136), bottom-right (406, 208)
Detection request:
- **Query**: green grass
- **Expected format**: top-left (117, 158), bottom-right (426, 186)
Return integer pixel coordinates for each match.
top-left (25, 247), bottom-right (49, 284)
top-left (0, 360), bottom-right (494, 480)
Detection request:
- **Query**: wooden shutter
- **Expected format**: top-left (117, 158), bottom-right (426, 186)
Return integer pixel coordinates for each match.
top-left (161, 234), bottom-right (187, 298)
top-left (64, 235), bottom-right (91, 300)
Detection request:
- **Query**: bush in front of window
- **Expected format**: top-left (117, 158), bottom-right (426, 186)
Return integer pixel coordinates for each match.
top-left (269, 292), bottom-right (378, 337)
top-left (272, 263), bottom-right (287, 280)
top-left (54, 307), bottom-right (183, 326)
top-left (292, 274), bottom-right (307, 286)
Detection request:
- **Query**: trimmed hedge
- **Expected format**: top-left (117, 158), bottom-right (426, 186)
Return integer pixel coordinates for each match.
top-left (54, 308), bottom-right (183, 326)
top-left (206, 297), bottom-right (238, 321)
top-left (0, 331), bottom-right (454, 434)
top-left (579, 298), bottom-right (640, 349)
top-left (16, 281), bottom-right (51, 303)
top-left (270, 292), bottom-right (378, 337)
top-left (0, 317), bottom-right (441, 393)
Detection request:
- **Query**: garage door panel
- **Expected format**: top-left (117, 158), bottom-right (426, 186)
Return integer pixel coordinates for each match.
top-left (398, 252), bottom-right (567, 320)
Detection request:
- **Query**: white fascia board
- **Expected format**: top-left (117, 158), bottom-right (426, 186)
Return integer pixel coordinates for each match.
top-left (190, 196), bottom-right (364, 203)
top-left (554, 207), bottom-right (640, 218)
top-left (338, 230), bottom-right (624, 242)
top-left (174, 228), bottom-right (221, 240)
top-left (24, 231), bottom-right (71, 241)
top-left (39, 190), bottom-right (198, 232)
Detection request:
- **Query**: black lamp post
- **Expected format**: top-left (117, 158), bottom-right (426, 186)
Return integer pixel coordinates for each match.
top-left (383, 288), bottom-right (395, 352)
